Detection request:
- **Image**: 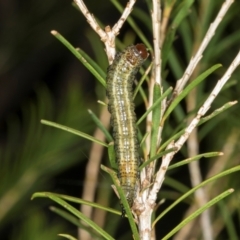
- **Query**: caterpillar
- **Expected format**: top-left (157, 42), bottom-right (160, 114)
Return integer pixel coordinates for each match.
top-left (106, 44), bottom-right (148, 213)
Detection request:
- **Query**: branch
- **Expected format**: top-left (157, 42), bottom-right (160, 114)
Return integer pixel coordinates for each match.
top-left (112, 0), bottom-right (137, 36)
top-left (172, 0), bottom-right (234, 99)
top-left (152, 0), bottom-right (162, 85)
top-left (145, 0), bottom-right (162, 172)
top-left (73, 0), bottom-right (107, 40)
top-left (74, 0), bottom-right (138, 62)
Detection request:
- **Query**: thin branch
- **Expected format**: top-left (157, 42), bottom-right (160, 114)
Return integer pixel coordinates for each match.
top-left (152, 0), bottom-right (164, 161)
top-left (152, 0), bottom-right (162, 85)
top-left (145, 0), bottom-right (162, 150)
top-left (172, 0), bottom-right (234, 99)
top-left (187, 128), bottom-right (213, 240)
top-left (73, 0), bottom-right (107, 40)
top-left (185, 1), bottom-right (214, 237)
top-left (145, 0), bottom-right (162, 174)
top-left (74, 0), bottom-right (138, 62)
top-left (112, 0), bottom-right (137, 35)
top-left (139, 1), bottom-right (162, 237)
top-left (79, 106), bottom-right (110, 240)
top-left (141, 11), bottom-right (161, 240)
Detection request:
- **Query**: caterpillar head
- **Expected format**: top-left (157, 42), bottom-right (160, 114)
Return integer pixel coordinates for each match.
top-left (126, 43), bottom-right (149, 66)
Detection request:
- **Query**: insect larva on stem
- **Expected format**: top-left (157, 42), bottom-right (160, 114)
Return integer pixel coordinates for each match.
top-left (106, 44), bottom-right (148, 215)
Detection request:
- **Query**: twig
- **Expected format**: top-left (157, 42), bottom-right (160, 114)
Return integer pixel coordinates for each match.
top-left (186, 1), bottom-right (213, 236)
top-left (79, 106), bottom-right (110, 240)
top-left (152, 0), bottom-right (164, 157)
top-left (139, 1), bottom-right (162, 237)
top-left (172, 0), bottom-right (234, 100)
top-left (74, 0), bottom-right (137, 62)
top-left (145, 0), bottom-right (162, 173)
top-left (187, 127), bottom-right (213, 240)
top-left (73, 0), bottom-right (107, 40)
top-left (152, 0), bottom-right (162, 85)
top-left (145, 0), bottom-right (162, 154)
top-left (111, 0), bottom-right (137, 37)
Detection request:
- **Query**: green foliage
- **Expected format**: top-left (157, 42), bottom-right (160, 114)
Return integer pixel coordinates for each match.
top-left (32, 193), bottom-right (115, 240)
top-left (52, 31), bottom-right (106, 88)
top-left (0, 84), bottom-right (94, 238)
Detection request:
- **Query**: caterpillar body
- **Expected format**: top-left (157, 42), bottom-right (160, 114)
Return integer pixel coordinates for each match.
top-left (106, 44), bottom-right (148, 211)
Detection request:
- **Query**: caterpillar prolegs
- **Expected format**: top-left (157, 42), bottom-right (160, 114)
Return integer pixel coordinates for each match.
top-left (106, 44), bottom-right (148, 212)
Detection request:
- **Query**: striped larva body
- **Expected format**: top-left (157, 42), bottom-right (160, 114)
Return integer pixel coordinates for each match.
top-left (106, 44), bottom-right (148, 210)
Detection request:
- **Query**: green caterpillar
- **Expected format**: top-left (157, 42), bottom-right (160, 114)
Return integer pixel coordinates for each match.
top-left (106, 44), bottom-right (148, 214)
